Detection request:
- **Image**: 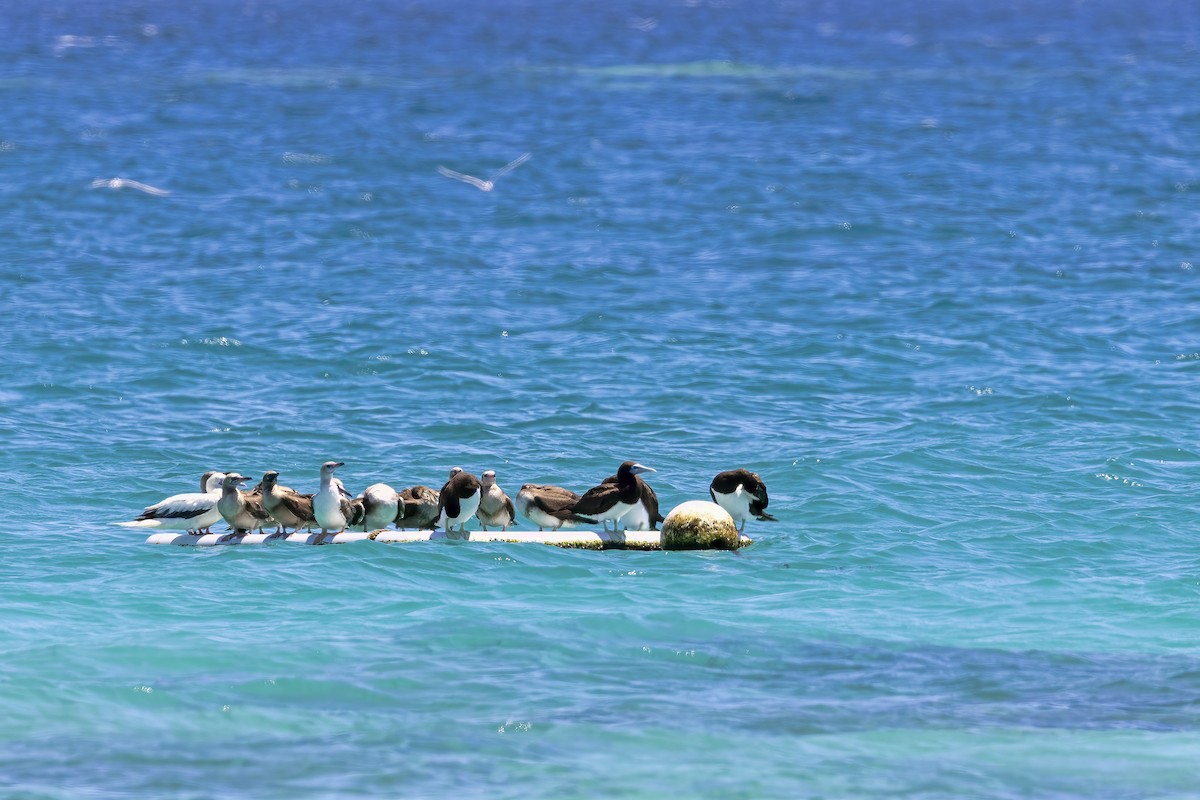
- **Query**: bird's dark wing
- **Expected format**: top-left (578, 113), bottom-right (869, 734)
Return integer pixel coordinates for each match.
top-left (572, 484), bottom-right (618, 516)
top-left (281, 490), bottom-right (316, 523)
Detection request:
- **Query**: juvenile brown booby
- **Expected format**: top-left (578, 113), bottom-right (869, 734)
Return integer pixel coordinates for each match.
top-left (216, 473), bottom-right (273, 534)
top-left (603, 472), bottom-right (664, 531)
top-left (116, 471), bottom-right (226, 535)
top-left (313, 461), bottom-right (364, 536)
top-left (358, 483), bottom-right (400, 532)
top-left (476, 470), bottom-right (516, 531)
top-left (572, 461), bottom-right (656, 533)
top-left (437, 468), bottom-right (481, 533)
top-left (515, 484), bottom-right (597, 531)
top-left (709, 468), bottom-right (776, 532)
top-left (395, 485), bottom-right (440, 530)
top-left (260, 470), bottom-right (316, 534)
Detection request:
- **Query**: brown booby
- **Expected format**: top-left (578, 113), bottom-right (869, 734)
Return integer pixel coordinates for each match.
top-left (437, 468), bottom-right (481, 533)
top-left (602, 472), bottom-right (664, 531)
top-left (395, 486), bottom-right (440, 530)
top-left (216, 473), bottom-right (273, 534)
top-left (572, 461), bottom-right (656, 533)
top-left (116, 472), bottom-right (226, 535)
top-left (260, 470), bottom-right (316, 534)
top-left (708, 469), bottom-right (776, 532)
top-left (313, 461), bottom-right (364, 537)
top-left (515, 484), bottom-right (597, 531)
top-left (476, 470), bottom-right (516, 531)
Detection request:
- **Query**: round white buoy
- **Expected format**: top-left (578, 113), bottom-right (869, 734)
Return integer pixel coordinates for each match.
top-left (660, 500), bottom-right (740, 550)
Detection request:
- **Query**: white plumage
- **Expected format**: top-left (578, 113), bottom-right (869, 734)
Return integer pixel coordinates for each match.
top-left (116, 472), bottom-right (225, 534)
top-left (358, 483), bottom-right (400, 531)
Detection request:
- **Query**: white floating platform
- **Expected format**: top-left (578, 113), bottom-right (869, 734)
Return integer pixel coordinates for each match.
top-left (145, 531), bottom-right (374, 546)
top-left (146, 529), bottom-right (752, 550)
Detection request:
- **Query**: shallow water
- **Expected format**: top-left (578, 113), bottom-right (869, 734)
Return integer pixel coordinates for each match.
top-left (2, 0), bottom-right (1200, 797)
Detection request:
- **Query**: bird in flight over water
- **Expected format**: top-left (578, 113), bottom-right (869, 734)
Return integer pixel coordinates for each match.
top-left (89, 177), bottom-right (171, 196)
top-left (436, 152), bottom-right (530, 192)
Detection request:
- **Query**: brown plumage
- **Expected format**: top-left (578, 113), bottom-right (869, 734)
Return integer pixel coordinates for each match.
top-left (572, 461), bottom-right (656, 533)
top-left (260, 470), bottom-right (316, 533)
top-left (515, 484), bottom-right (597, 531)
top-left (395, 486), bottom-right (440, 529)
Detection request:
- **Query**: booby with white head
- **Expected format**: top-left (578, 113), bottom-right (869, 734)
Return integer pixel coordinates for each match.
top-left (116, 472), bottom-right (226, 535)
top-left (313, 461), bottom-right (362, 536)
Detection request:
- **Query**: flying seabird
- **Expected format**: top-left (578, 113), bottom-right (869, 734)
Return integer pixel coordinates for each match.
top-left (216, 473), bottom-right (273, 534)
top-left (476, 470), bottom-right (516, 531)
top-left (437, 468), bottom-right (481, 533)
top-left (358, 483), bottom-right (400, 532)
top-left (395, 485), bottom-right (440, 530)
top-left (515, 484), bottom-right (597, 531)
top-left (89, 177), bottom-right (170, 196)
top-left (709, 469), bottom-right (777, 532)
top-left (572, 461), bottom-right (656, 533)
top-left (313, 461), bottom-right (364, 537)
top-left (603, 471), bottom-right (664, 531)
top-left (436, 152), bottom-right (530, 192)
top-left (260, 470), bottom-right (317, 534)
top-left (116, 471), bottom-right (226, 534)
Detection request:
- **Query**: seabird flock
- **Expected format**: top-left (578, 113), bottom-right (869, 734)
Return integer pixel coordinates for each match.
top-left (117, 462), bottom-right (777, 541)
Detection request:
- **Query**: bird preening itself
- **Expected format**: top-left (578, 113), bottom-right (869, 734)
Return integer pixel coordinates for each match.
top-left (709, 469), bottom-right (776, 533)
top-left (437, 467), bottom-right (482, 534)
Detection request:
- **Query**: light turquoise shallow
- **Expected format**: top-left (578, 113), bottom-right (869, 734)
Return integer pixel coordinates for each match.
top-left (2, 0), bottom-right (1200, 797)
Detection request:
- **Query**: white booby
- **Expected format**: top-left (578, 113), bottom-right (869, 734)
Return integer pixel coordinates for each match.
top-left (572, 461), bottom-right (656, 533)
top-left (358, 483), bottom-right (400, 532)
top-left (260, 470), bottom-right (316, 534)
top-left (437, 468), bottom-right (481, 533)
top-left (515, 484), bottom-right (597, 531)
top-left (313, 461), bottom-right (362, 537)
top-left (709, 468), bottom-right (776, 532)
top-left (116, 472), bottom-right (226, 534)
top-left (216, 473), bottom-right (273, 534)
top-left (395, 486), bottom-right (440, 530)
top-left (603, 472), bottom-right (664, 531)
top-left (476, 470), bottom-right (516, 531)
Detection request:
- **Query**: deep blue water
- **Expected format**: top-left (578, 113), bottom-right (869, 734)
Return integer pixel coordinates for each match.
top-left (3, 0), bottom-right (1200, 797)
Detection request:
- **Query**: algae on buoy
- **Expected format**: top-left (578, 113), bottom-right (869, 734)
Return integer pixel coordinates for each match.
top-left (660, 500), bottom-right (741, 550)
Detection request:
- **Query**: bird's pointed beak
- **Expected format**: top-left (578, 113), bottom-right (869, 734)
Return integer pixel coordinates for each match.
top-left (630, 464), bottom-right (656, 475)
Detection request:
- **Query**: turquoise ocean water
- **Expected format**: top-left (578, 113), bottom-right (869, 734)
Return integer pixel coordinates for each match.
top-left (3, 1), bottom-right (1200, 796)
